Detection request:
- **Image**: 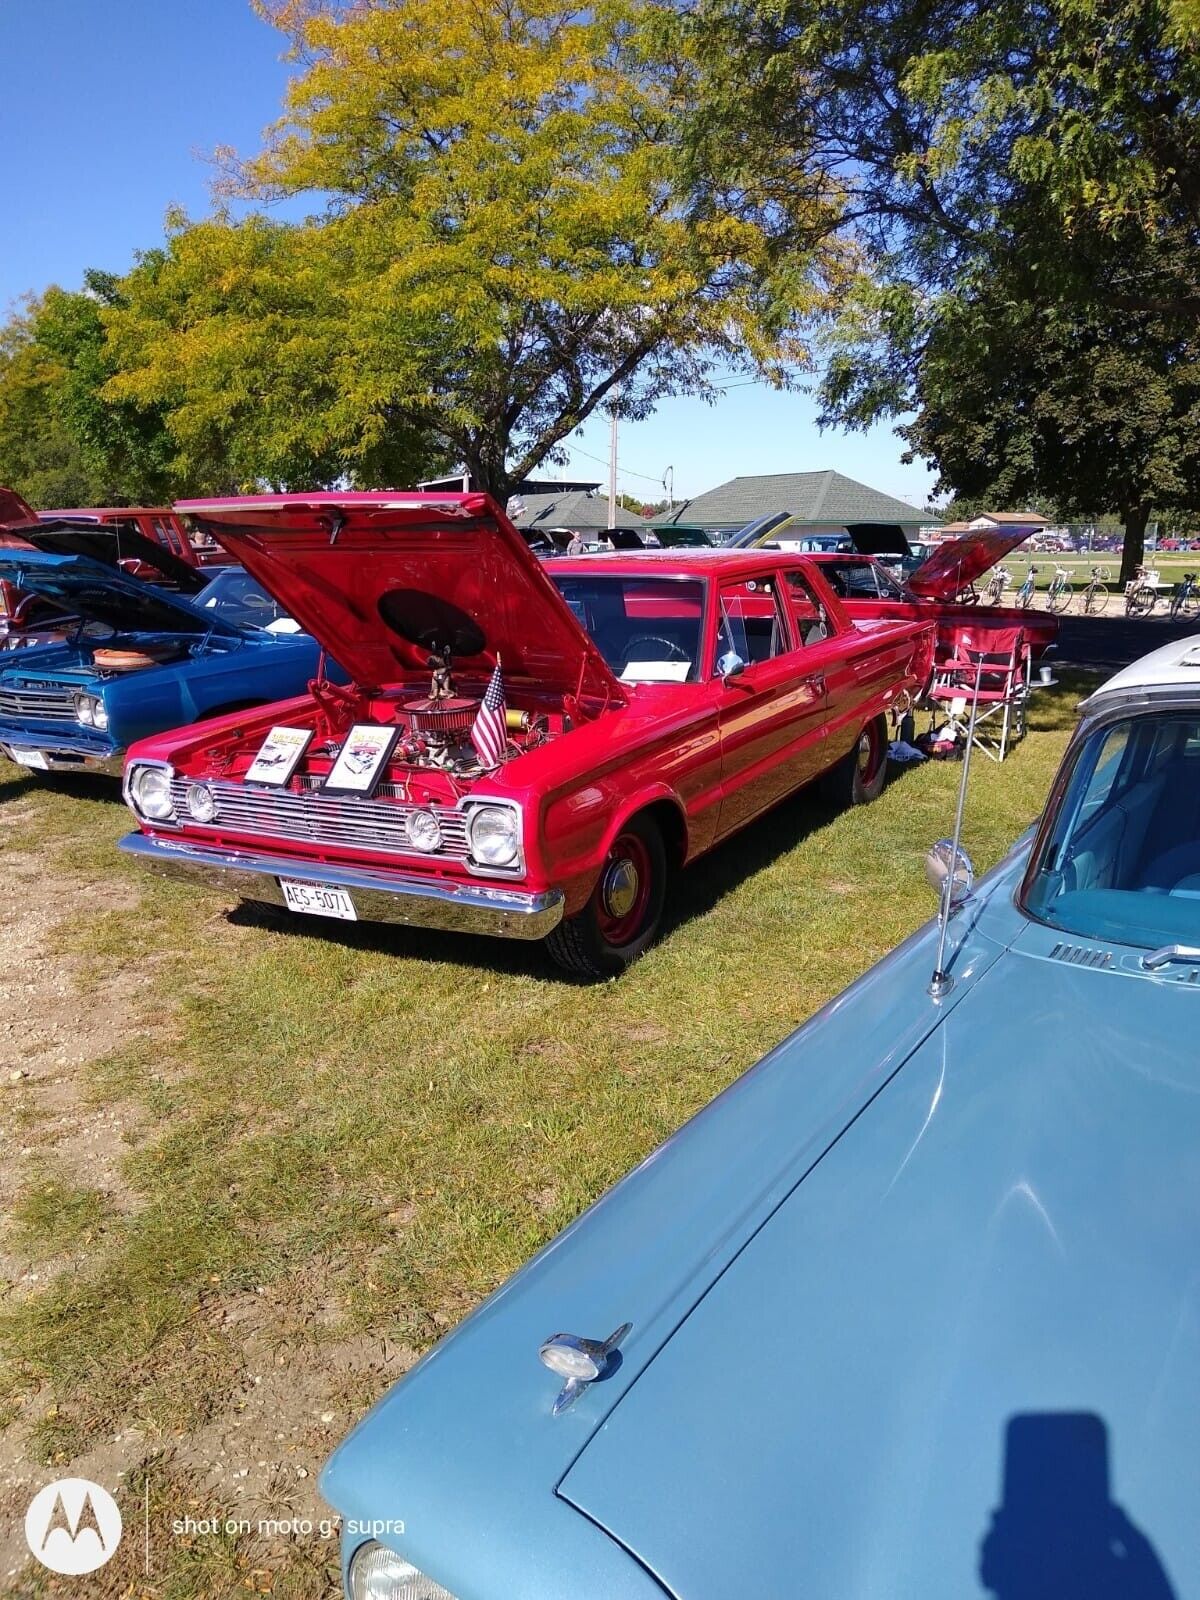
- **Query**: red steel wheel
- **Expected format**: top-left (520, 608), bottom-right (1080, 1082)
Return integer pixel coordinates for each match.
top-left (546, 814), bottom-right (668, 977)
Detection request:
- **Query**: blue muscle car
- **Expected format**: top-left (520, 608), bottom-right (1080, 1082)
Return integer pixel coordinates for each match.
top-left (0, 550), bottom-right (329, 777)
top-left (321, 633), bottom-right (1200, 1600)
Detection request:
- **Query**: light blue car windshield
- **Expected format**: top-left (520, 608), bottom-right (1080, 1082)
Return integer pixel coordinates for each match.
top-left (1022, 709), bottom-right (1200, 950)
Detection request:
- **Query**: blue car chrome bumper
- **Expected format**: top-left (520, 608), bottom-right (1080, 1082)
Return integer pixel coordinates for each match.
top-left (118, 831), bottom-right (566, 940)
top-left (0, 724), bottom-right (124, 775)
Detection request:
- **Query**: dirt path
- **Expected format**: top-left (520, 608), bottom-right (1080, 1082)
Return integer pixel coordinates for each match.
top-left (0, 810), bottom-right (412, 1597)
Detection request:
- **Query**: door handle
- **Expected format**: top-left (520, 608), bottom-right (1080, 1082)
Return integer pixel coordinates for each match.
top-left (803, 671), bottom-right (826, 694)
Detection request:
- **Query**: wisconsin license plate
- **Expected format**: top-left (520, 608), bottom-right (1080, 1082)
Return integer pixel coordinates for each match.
top-left (9, 747), bottom-right (49, 770)
top-left (279, 878), bottom-right (358, 921)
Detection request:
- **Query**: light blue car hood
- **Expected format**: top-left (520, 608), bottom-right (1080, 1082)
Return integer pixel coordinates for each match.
top-left (323, 863), bottom-right (1200, 1597)
top-left (560, 934), bottom-right (1200, 1598)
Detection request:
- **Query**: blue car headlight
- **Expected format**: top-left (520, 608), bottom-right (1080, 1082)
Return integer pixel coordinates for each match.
top-left (72, 692), bottom-right (108, 731)
top-left (348, 1542), bottom-right (457, 1600)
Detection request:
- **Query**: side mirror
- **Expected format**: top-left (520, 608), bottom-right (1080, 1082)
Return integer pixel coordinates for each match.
top-left (925, 839), bottom-right (975, 905)
top-left (717, 650), bottom-right (746, 680)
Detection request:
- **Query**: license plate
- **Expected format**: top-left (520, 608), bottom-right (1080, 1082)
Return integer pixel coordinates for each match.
top-left (9, 747), bottom-right (49, 770)
top-left (279, 878), bottom-right (358, 921)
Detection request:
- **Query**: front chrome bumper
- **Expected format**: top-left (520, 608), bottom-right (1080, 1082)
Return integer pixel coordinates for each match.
top-left (118, 831), bottom-right (566, 940)
top-left (0, 737), bottom-right (125, 776)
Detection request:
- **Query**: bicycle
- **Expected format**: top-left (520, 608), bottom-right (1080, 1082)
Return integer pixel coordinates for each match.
top-left (1046, 565), bottom-right (1073, 615)
top-left (1016, 564), bottom-right (1038, 609)
top-left (1125, 565), bottom-right (1160, 617)
top-left (1080, 566), bottom-right (1110, 616)
top-left (983, 568), bottom-right (1009, 605)
top-left (1169, 570), bottom-right (1200, 622)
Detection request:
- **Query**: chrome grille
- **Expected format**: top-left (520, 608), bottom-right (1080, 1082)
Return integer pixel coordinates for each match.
top-left (169, 777), bottom-right (473, 862)
top-left (0, 682), bottom-right (77, 721)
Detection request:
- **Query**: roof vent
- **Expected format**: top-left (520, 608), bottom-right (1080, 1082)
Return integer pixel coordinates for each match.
top-left (1179, 645), bottom-right (1200, 667)
top-left (1049, 942), bottom-right (1113, 969)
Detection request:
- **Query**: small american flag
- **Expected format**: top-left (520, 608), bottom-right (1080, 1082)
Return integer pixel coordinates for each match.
top-left (471, 659), bottom-right (508, 768)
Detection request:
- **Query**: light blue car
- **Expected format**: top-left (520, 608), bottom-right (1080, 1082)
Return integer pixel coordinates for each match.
top-left (321, 633), bottom-right (1200, 1599)
top-left (0, 552), bottom-right (328, 777)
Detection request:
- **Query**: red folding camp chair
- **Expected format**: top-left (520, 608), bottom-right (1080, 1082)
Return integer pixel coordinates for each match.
top-left (928, 624), bottom-right (1032, 762)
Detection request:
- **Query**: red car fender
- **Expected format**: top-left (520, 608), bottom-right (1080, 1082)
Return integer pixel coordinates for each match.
top-left (533, 778), bottom-right (689, 917)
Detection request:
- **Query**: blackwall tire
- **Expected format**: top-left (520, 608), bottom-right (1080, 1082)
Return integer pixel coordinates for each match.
top-left (545, 815), bottom-right (667, 978)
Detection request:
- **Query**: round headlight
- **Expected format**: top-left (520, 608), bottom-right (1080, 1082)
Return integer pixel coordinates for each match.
top-left (467, 804), bottom-right (519, 867)
top-left (130, 766), bottom-right (175, 821)
top-left (91, 698), bottom-right (108, 731)
top-left (186, 782), bottom-right (217, 823)
top-left (404, 809), bottom-right (442, 853)
top-left (73, 692), bottom-right (95, 726)
top-left (348, 1541), bottom-right (458, 1600)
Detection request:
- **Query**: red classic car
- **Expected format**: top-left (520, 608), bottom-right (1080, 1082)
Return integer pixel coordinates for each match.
top-left (119, 493), bottom-right (933, 975)
top-left (806, 549), bottom-right (1058, 675)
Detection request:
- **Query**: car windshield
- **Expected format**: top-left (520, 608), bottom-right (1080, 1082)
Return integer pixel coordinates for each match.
top-left (820, 559), bottom-right (912, 602)
top-left (549, 573), bottom-right (705, 682)
top-left (1021, 708), bottom-right (1200, 951)
top-left (194, 570), bottom-right (297, 632)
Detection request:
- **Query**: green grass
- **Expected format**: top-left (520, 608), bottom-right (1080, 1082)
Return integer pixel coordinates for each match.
top-left (0, 677), bottom-right (1093, 1595)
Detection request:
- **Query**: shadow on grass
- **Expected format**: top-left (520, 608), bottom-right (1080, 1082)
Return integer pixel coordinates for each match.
top-left (225, 765), bottom-right (922, 982)
top-left (0, 768), bottom-right (36, 804)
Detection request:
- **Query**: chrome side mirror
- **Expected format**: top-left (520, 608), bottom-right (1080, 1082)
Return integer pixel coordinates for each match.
top-left (718, 650), bottom-right (746, 680)
top-left (925, 839), bottom-right (975, 905)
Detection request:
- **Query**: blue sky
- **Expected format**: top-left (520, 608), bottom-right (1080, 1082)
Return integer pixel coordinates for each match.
top-left (0, 0), bottom-right (937, 511)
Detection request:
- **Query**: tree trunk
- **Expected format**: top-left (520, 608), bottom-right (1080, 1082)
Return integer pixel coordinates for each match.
top-left (1119, 505), bottom-right (1150, 587)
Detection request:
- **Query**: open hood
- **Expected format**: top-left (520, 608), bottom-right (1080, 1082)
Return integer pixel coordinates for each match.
top-left (906, 527), bottom-right (1035, 599)
top-left (177, 492), bottom-right (626, 700)
top-left (0, 487), bottom-right (36, 530)
top-left (17, 520), bottom-right (207, 593)
top-left (0, 550), bottom-right (247, 638)
top-left (846, 522), bottom-right (911, 557)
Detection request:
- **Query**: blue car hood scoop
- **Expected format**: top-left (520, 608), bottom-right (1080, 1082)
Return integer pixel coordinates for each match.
top-left (557, 952), bottom-right (1200, 1598)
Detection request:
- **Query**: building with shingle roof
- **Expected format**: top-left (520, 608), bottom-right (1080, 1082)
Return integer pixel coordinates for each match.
top-left (508, 488), bottom-right (648, 534)
top-left (651, 470), bottom-right (934, 537)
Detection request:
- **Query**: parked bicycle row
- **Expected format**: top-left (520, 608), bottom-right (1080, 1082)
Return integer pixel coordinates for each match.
top-left (978, 562), bottom-right (1200, 619)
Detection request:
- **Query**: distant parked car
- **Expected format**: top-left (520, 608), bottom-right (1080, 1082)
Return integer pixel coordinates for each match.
top-left (320, 630), bottom-right (1200, 1600)
top-left (0, 551), bottom-right (333, 777)
top-left (39, 504), bottom-right (232, 570)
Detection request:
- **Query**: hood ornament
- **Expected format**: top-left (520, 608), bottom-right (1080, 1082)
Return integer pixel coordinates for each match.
top-left (539, 1322), bottom-right (632, 1415)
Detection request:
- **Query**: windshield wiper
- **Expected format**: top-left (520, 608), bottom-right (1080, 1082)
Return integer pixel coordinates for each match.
top-left (1142, 944), bottom-right (1200, 971)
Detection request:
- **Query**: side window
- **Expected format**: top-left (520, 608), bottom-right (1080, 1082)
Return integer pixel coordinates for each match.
top-left (153, 517), bottom-right (186, 557)
top-left (716, 579), bottom-right (790, 671)
top-left (784, 571), bottom-right (833, 647)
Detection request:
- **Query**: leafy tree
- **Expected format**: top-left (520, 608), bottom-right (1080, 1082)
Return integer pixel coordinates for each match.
top-left (822, 252), bottom-right (1200, 580)
top-left (107, 0), bottom-right (841, 503)
top-left (106, 215), bottom-right (435, 491)
top-left (681, 0), bottom-right (1200, 577)
top-left (0, 279), bottom-right (177, 507)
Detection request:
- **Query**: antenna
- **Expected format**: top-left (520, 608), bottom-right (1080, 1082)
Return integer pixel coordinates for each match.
top-left (928, 657), bottom-right (984, 999)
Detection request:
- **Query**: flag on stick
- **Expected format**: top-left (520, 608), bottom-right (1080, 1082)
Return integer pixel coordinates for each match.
top-left (471, 659), bottom-right (507, 768)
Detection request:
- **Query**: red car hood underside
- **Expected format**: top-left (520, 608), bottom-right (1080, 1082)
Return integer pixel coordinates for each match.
top-left (907, 528), bottom-right (1036, 599)
top-left (178, 493), bottom-right (626, 702)
top-left (0, 488), bottom-right (37, 530)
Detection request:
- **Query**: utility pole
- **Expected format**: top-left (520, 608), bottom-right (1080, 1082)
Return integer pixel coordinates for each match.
top-left (663, 465), bottom-right (674, 512)
top-left (608, 405), bottom-right (618, 530)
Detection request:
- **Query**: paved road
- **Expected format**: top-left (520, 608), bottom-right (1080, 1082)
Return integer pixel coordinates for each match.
top-left (1055, 612), bottom-right (1199, 671)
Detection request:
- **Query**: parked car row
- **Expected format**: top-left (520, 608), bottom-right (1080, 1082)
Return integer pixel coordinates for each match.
top-left (5, 489), bottom-right (1197, 1599)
